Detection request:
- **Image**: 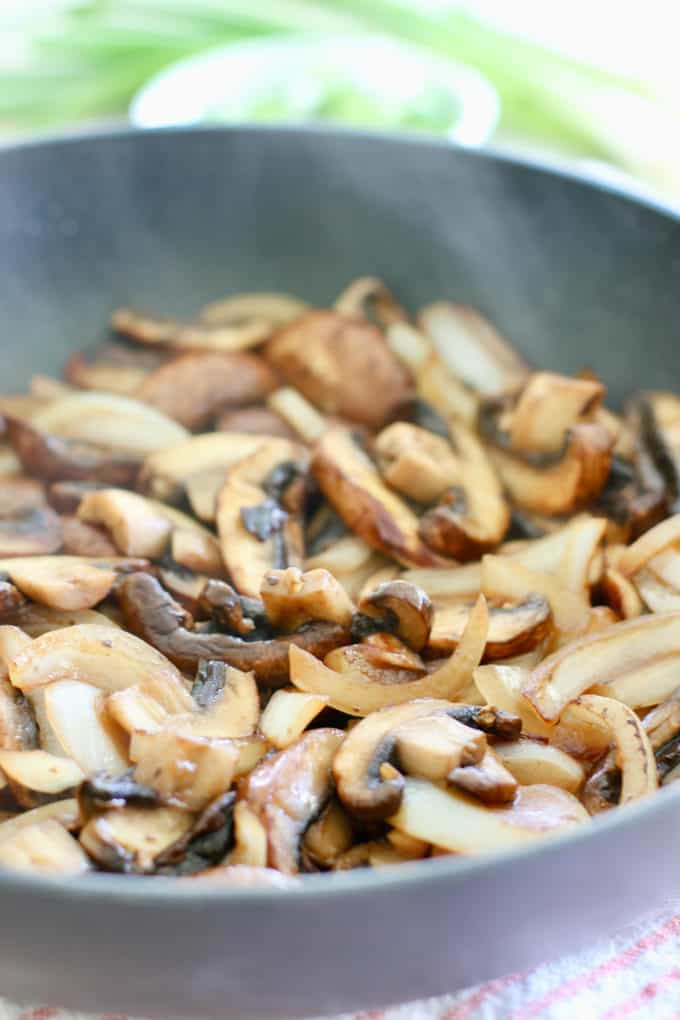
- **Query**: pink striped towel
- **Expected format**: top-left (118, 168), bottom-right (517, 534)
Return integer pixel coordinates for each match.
top-left (6, 902), bottom-right (680, 1020)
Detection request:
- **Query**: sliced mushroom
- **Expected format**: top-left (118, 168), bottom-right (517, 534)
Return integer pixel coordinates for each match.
top-left (415, 349), bottom-right (480, 428)
top-left (106, 685), bottom-right (170, 736)
top-left (5, 604), bottom-right (121, 638)
top-left (0, 798), bottom-right (79, 838)
top-left (357, 580), bottom-right (433, 652)
top-left (266, 387), bottom-right (327, 442)
top-left (419, 302), bottom-right (528, 396)
top-left (243, 728), bottom-right (344, 874)
top-left (80, 804), bottom-right (193, 874)
top-left (139, 432), bottom-right (272, 503)
top-left (130, 729), bottom-right (239, 811)
top-left (197, 578), bottom-right (261, 636)
top-left (118, 571), bottom-right (349, 685)
top-left (334, 276), bottom-right (408, 326)
top-left (523, 611), bottom-right (680, 721)
top-left (328, 636), bottom-right (425, 677)
top-left (216, 440), bottom-right (307, 597)
top-left (0, 556), bottom-right (119, 610)
top-left (389, 777), bottom-right (587, 854)
top-left (449, 749), bottom-right (518, 804)
top-left (136, 351), bottom-right (277, 429)
top-left (630, 391), bottom-right (680, 512)
top-left (261, 567), bottom-right (354, 632)
top-left (0, 818), bottom-right (90, 875)
top-left (60, 516), bottom-right (119, 557)
top-left (112, 306), bottom-right (272, 352)
top-left (301, 798), bottom-right (354, 870)
top-left (312, 428), bottom-right (449, 568)
top-left (64, 341), bottom-right (167, 395)
top-left (428, 593), bottom-right (551, 661)
top-left (78, 488), bottom-right (173, 558)
top-left (266, 309), bottom-right (410, 429)
top-left (8, 621), bottom-right (188, 698)
top-left (374, 423), bottom-right (460, 503)
top-left (483, 421), bottom-right (613, 516)
top-left (508, 372), bottom-right (604, 455)
top-left (31, 391), bottom-right (188, 456)
top-left (216, 406), bottom-right (295, 439)
top-left (155, 790), bottom-right (237, 876)
top-left (187, 661), bottom-right (259, 739)
top-left (334, 699), bottom-right (492, 822)
top-left (200, 290), bottom-right (307, 327)
top-left (290, 596), bottom-right (487, 716)
top-left (5, 417), bottom-right (142, 487)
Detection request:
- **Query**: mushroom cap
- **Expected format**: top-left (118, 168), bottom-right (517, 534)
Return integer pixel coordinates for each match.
top-left (358, 580), bottom-right (434, 652)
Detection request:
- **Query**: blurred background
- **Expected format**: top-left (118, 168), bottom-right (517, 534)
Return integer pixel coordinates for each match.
top-left (1, 0), bottom-right (678, 204)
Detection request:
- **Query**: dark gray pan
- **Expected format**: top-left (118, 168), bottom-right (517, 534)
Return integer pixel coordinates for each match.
top-left (0, 127), bottom-right (679, 1020)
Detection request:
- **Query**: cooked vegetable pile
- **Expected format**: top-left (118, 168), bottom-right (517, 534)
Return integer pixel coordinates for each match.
top-left (0, 277), bottom-right (678, 885)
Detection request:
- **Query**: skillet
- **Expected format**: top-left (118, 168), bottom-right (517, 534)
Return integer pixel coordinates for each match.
top-left (0, 126), bottom-right (680, 1019)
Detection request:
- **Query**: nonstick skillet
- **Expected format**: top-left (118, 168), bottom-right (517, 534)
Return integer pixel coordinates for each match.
top-left (0, 126), bottom-right (680, 1020)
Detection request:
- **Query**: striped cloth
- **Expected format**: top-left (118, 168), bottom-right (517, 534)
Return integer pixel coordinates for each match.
top-left (5, 904), bottom-right (680, 1020)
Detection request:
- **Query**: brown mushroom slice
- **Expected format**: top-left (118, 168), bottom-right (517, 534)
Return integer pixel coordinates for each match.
top-left (0, 750), bottom-right (84, 795)
top-left (508, 372), bottom-right (605, 455)
top-left (601, 567), bottom-right (644, 619)
top-left (78, 489), bottom-right (172, 558)
top-left (118, 571), bottom-right (348, 685)
top-left (358, 580), bottom-right (433, 652)
top-left (449, 749), bottom-right (518, 804)
top-left (0, 818), bottom-right (90, 875)
top-left (31, 391), bottom-right (188, 456)
top-left (391, 712), bottom-right (487, 783)
top-left (429, 594), bottom-right (551, 661)
top-left (216, 406), bottom-right (295, 440)
top-left (112, 306), bottom-right (272, 352)
top-left (136, 351), bottom-right (277, 429)
top-left (333, 276), bottom-right (408, 326)
top-left (618, 514), bottom-right (680, 577)
top-left (243, 728), bottom-right (344, 874)
top-left (183, 468), bottom-right (230, 523)
top-left (261, 567), bottom-right (354, 633)
top-left (523, 612), bottom-right (680, 721)
top-left (80, 804), bottom-right (193, 874)
top-left (9, 622), bottom-right (187, 695)
top-left (493, 740), bottom-right (584, 794)
top-left (419, 303), bottom-right (528, 396)
top-left (130, 729), bottom-right (239, 811)
top-left (415, 350), bottom-right (480, 428)
top-left (330, 635), bottom-right (425, 675)
top-left (266, 309), bottom-right (411, 429)
top-left (64, 341), bottom-right (167, 395)
top-left (300, 799), bottom-right (354, 870)
top-left (5, 417), bottom-right (141, 486)
top-left (570, 695), bottom-right (657, 804)
top-left (0, 556), bottom-right (117, 611)
top-left (474, 665), bottom-right (553, 740)
top-left (216, 439), bottom-right (307, 597)
top-left (374, 423), bottom-right (460, 503)
top-left (6, 605), bottom-right (121, 638)
top-left (40, 681), bottom-right (130, 774)
top-left (333, 697), bottom-right (492, 822)
top-left (139, 432), bottom-right (272, 502)
top-left (486, 423), bottom-right (613, 516)
top-left (185, 661), bottom-right (259, 739)
top-left (312, 428), bottom-right (449, 568)
top-left (421, 422), bottom-right (509, 562)
top-left (259, 689), bottom-right (330, 750)
top-left (267, 387), bottom-right (327, 443)
top-left (481, 555), bottom-right (586, 637)
top-left (60, 516), bottom-right (118, 557)
top-left (290, 596), bottom-right (487, 716)
top-left (200, 290), bottom-right (307, 327)
top-left (389, 777), bottom-right (587, 854)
